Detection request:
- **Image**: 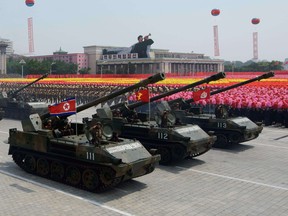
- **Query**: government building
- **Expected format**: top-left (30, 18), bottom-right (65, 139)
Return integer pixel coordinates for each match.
top-left (25, 45), bottom-right (224, 75)
top-left (84, 45), bottom-right (224, 75)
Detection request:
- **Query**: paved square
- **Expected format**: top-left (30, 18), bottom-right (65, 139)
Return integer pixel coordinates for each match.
top-left (0, 117), bottom-right (288, 216)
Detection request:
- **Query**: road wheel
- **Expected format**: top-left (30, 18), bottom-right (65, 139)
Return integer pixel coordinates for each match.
top-left (51, 161), bottom-right (65, 181)
top-left (158, 147), bottom-right (172, 165)
top-left (37, 158), bottom-right (50, 176)
top-left (24, 155), bottom-right (36, 173)
top-left (229, 133), bottom-right (241, 144)
top-left (99, 169), bottom-right (115, 186)
top-left (66, 166), bottom-right (81, 186)
top-left (173, 145), bottom-right (186, 161)
top-left (82, 169), bottom-right (99, 192)
top-left (12, 152), bottom-right (25, 169)
top-left (214, 134), bottom-right (229, 148)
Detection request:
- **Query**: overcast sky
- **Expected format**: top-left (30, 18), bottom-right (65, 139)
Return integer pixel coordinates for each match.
top-left (1, 0), bottom-right (287, 62)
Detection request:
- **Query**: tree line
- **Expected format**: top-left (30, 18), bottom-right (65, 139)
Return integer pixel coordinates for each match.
top-left (224, 60), bottom-right (283, 72)
top-left (6, 56), bottom-right (284, 76)
top-left (6, 56), bottom-right (91, 76)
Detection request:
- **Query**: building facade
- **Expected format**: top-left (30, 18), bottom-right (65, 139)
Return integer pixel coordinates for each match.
top-left (0, 38), bottom-right (13, 56)
top-left (283, 58), bottom-right (288, 70)
top-left (83, 45), bottom-right (224, 75)
top-left (29, 48), bottom-right (88, 72)
top-left (0, 38), bottom-right (13, 75)
top-left (0, 42), bottom-right (8, 74)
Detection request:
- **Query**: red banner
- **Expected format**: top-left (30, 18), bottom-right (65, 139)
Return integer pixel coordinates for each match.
top-left (193, 88), bottom-right (210, 101)
top-left (135, 89), bottom-right (150, 102)
top-left (48, 98), bottom-right (76, 116)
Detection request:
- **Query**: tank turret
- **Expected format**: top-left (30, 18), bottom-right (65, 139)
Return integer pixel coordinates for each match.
top-left (169, 71), bottom-right (275, 148)
top-left (7, 73), bottom-right (165, 192)
top-left (91, 72), bottom-right (226, 164)
top-left (0, 73), bottom-right (49, 120)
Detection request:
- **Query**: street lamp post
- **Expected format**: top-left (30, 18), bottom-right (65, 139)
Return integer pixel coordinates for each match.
top-left (101, 65), bottom-right (103, 78)
top-left (19, 59), bottom-right (26, 78)
top-left (192, 61), bottom-right (196, 77)
top-left (100, 61), bottom-right (107, 78)
top-left (50, 62), bottom-right (56, 74)
top-left (232, 61), bottom-right (235, 78)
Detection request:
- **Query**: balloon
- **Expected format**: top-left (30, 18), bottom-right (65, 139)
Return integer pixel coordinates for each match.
top-left (211, 9), bottom-right (220, 16)
top-left (251, 18), bottom-right (260, 25)
top-left (25, 0), bottom-right (35, 7)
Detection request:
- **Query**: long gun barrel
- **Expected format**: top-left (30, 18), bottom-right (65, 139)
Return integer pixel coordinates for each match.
top-left (40, 73), bottom-right (166, 119)
top-left (182, 71), bottom-right (275, 105)
top-left (112, 72), bottom-right (226, 112)
top-left (8, 73), bottom-right (49, 98)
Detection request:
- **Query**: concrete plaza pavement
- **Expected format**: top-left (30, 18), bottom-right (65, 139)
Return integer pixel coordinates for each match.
top-left (0, 116), bottom-right (288, 216)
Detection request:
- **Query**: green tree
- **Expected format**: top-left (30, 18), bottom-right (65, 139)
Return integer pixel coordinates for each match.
top-left (7, 56), bottom-right (22, 75)
top-left (78, 67), bottom-right (91, 74)
top-left (224, 60), bottom-right (283, 72)
top-left (7, 57), bottom-right (79, 75)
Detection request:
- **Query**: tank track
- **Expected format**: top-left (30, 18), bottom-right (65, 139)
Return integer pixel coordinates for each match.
top-left (143, 142), bottom-right (188, 165)
top-left (188, 146), bottom-right (211, 158)
top-left (213, 131), bottom-right (243, 148)
top-left (144, 140), bottom-right (213, 165)
top-left (12, 150), bottom-right (123, 193)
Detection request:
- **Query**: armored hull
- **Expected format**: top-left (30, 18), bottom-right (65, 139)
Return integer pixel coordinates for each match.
top-left (102, 115), bottom-right (216, 165)
top-left (170, 72), bottom-right (274, 148)
top-left (8, 115), bottom-right (160, 192)
top-left (0, 73), bottom-right (49, 120)
top-left (0, 109), bottom-right (4, 120)
top-left (121, 122), bottom-right (216, 164)
top-left (2, 101), bottom-right (48, 120)
top-left (182, 114), bottom-right (263, 148)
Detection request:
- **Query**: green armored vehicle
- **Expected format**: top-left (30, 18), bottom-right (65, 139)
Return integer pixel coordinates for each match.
top-left (0, 108), bottom-right (4, 120)
top-left (0, 73), bottom-right (49, 120)
top-left (169, 72), bottom-right (274, 148)
top-left (7, 73), bottom-right (165, 192)
top-left (92, 72), bottom-right (225, 164)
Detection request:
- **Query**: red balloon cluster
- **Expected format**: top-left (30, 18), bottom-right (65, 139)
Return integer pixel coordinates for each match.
top-left (25, 0), bottom-right (35, 7)
top-left (251, 18), bottom-right (260, 25)
top-left (211, 9), bottom-right (220, 16)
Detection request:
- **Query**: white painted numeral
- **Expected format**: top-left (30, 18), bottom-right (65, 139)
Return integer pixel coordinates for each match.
top-left (86, 152), bottom-right (95, 160)
top-left (217, 122), bottom-right (227, 128)
top-left (158, 133), bottom-right (168, 140)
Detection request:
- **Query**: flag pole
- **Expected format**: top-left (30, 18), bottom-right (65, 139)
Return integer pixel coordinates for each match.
top-left (148, 88), bottom-right (151, 124)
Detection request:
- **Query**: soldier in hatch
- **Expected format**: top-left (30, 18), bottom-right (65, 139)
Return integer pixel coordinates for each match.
top-left (89, 122), bottom-right (103, 146)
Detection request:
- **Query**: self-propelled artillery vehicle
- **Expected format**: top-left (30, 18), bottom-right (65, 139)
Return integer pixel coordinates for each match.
top-left (91, 72), bottom-right (226, 164)
top-left (7, 73), bottom-right (165, 192)
top-left (168, 71), bottom-right (274, 148)
top-left (0, 73), bottom-right (49, 120)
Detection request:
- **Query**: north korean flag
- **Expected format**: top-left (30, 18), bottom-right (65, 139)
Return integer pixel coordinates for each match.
top-left (48, 98), bottom-right (76, 116)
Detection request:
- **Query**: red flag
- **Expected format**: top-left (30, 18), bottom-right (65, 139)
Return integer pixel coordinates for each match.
top-left (193, 88), bottom-right (210, 101)
top-left (48, 98), bottom-right (76, 116)
top-left (135, 89), bottom-right (150, 102)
